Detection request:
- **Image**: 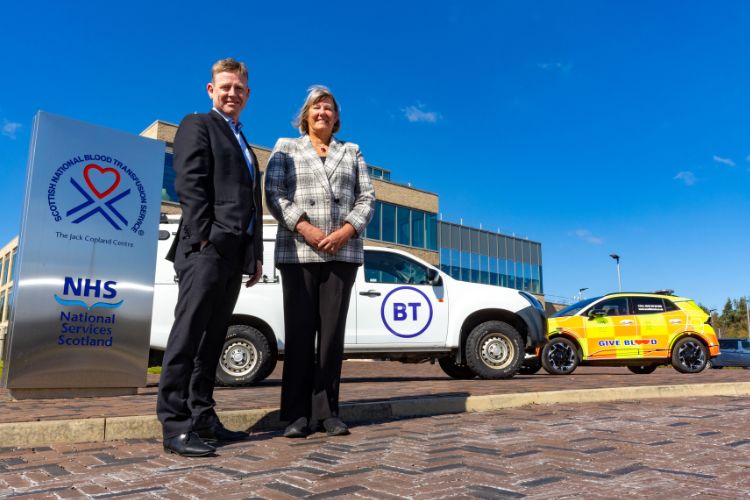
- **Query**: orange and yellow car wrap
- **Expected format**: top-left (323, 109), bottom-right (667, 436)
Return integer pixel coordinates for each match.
top-left (547, 294), bottom-right (719, 361)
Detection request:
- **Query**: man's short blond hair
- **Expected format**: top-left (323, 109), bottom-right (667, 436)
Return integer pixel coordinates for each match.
top-left (211, 58), bottom-right (248, 82)
top-left (294, 85), bottom-right (341, 135)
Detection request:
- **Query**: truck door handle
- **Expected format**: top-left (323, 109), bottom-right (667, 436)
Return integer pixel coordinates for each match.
top-left (359, 290), bottom-right (381, 297)
top-left (619, 320), bottom-right (634, 325)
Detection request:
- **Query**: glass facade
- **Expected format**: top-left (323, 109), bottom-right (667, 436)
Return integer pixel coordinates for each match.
top-left (438, 221), bottom-right (543, 294)
top-left (366, 201), bottom-right (438, 251)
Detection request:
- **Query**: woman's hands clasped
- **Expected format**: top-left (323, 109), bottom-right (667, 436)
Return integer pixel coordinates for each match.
top-left (295, 219), bottom-right (356, 255)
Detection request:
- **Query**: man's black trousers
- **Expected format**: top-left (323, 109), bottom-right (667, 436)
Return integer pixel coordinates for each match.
top-left (278, 261), bottom-right (358, 424)
top-left (157, 243), bottom-right (243, 439)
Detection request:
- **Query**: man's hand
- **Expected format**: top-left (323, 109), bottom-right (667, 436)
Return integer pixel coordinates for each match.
top-left (245, 260), bottom-right (263, 288)
top-left (295, 219), bottom-right (326, 248)
top-left (318, 224), bottom-right (356, 254)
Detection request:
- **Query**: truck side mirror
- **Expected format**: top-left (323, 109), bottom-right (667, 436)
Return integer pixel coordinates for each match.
top-left (427, 268), bottom-right (442, 287)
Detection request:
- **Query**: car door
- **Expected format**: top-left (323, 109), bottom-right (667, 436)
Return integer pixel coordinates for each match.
top-left (583, 297), bottom-right (639, 358)
top-left (631, 296), bottom-right (670, 358)
top-left (355, 249), bottom-right (448, 346)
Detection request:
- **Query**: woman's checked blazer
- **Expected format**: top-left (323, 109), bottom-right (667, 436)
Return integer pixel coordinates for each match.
top-left (264, 135), bottom-right (375, 265)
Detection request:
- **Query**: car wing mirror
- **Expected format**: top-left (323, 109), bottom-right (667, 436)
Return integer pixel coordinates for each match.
top-left (588, 309), bottom-right (607, 319)
top-left (427, 268), bottom-right (443, 287)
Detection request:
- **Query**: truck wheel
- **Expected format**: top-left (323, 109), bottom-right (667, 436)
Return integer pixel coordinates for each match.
top-left (438, 357), bottom-right (476, 379)
top-left (671, 336), bottom-right (708, 373)
top-left (518, 356), bottom-right (542, 375)
top-left (541, 337), bottom-right (579, 375)
top-left (215, 324), bottom-right (274, 386)
top-left (627, 364), bottom-right (658, 374)
top-left (464, 321), bottom-right (524, 379)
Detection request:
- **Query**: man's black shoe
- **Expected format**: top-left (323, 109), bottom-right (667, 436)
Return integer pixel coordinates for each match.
top-left (196, 422), bottom-right (249, 443)
top-left (322, 417), bottom-right (350, 436)
top-left (283, 417), bottom-right (310, 438)
top-left (163, 432), bottom-right (216, 457)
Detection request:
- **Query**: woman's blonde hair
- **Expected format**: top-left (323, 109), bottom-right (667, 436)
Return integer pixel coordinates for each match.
top-left (294, 85), bottom-right (340, 135)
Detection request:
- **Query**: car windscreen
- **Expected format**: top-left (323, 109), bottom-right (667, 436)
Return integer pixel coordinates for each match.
top-left (551, 296), bottom-right (602, 318)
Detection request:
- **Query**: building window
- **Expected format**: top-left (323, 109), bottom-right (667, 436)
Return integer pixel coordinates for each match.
top-left (397, 206), bottom-right (410, 246)
top-left (367, 166), bottom-right (391, 181)
top-left (0, 292), bottom-right (5, 322)
top-left (1, 256), bottom-right (9, 286)
top-left (411, 210), bottom-right (425, 248)
top-left (365, 201), bottom-right (438, 252)
top-left (381, 203), bottom-right (396, 243)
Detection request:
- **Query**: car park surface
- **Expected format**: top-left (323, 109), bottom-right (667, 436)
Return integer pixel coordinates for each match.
top-left (540, 292), bottom-right (719, 375)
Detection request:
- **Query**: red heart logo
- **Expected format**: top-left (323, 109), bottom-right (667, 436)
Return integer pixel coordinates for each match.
top-left (635, 339), bottom-right (650, 345)
top-left (83, 164), bottom-right (120, 199)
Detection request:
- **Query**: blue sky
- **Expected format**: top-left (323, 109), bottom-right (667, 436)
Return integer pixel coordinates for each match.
top-left (1, 1), bottom-right (748, 310)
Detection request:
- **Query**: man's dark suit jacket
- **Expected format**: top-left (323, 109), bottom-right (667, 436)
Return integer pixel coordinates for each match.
top-left (166, 110), bottom-right (263, 274)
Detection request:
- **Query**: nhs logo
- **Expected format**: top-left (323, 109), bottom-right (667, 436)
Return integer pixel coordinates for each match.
top-left (380, 286), bottom-right (434, 338)
top-left (54, 276), bottom-right (124, 310)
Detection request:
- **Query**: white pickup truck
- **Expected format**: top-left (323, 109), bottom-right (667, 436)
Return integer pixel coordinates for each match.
top-left (150, 216), bottom-right (547, 385)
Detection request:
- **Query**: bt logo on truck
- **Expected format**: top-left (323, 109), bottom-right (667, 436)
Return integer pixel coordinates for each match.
top-left (381, 286), bottom-right (433, 338)
top-left (53, 277), bottom-right (124, 310)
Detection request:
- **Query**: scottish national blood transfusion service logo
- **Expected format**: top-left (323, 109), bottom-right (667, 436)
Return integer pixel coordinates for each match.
top-left (47, 154), bottom-right (148, 234)
top-left (380, 286), bottom-right (434, 338)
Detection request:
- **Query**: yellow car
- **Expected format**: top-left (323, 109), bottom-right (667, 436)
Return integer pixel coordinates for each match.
top-left (541, 291), bottom-right (719, 375)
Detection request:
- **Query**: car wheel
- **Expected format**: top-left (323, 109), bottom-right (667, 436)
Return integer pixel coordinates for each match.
top-left (671, 336), bottom-right (708, 374)
top-left (627, 364), bottom-right (658, 374)
top-left (215, 324), bottom-right (275, 386)
top-left (438, 357), bottom-right (476, 379)
top-left (518, 356), bottom-right (542, 375)
top-left (541, 337), bottom-right (579, 375)
top-left (464, 321), bottom-right (524, 379)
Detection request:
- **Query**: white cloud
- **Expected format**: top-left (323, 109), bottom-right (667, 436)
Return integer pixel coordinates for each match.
top-left (536, 62), bottom-right (573, 74)
top-left (403, 104), bottom-right (441, 123)
top-left (2, 120), bottom-right (21, 140)
top-left (573, 229), bottom-right (603, 245)
top-left (674, 171), bottom-right (696, 186)
top-left (713, 155), bottom-right (735, 167)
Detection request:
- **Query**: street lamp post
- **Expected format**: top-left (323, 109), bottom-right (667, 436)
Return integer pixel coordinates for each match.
top-left (578, 287), bottom-right (588, 301)
top-left (609, 254), bottom-right (622, 291)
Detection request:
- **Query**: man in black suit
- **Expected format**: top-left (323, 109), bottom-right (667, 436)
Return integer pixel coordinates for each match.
top-left (157, 58), bottom-right (263, 457)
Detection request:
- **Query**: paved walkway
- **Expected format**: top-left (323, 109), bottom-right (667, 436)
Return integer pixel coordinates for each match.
top-left (1, 362), bottom-right (748, 424)
top-left (1, 395), bottom-right (748, 498)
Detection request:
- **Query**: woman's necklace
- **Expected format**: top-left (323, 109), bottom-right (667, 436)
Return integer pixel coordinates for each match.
top-left (311, 137), bottom-right (330, 156)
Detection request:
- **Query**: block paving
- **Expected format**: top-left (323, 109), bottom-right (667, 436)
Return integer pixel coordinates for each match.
top-left (1, 395), bottom-right (750, 498)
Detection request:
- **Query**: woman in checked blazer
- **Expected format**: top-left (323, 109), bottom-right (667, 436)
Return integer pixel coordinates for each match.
top-left (265, 86), bottom-right (375, 438)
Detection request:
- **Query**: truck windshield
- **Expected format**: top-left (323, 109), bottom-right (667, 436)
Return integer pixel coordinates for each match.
top-left (551, 296), bottom-right (602, 318)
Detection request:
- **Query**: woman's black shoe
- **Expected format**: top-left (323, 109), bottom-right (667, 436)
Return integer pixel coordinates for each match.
top-left (283, 417), bottom-right (310, 438)
top-left (322, 417), bottom-right (350, 436)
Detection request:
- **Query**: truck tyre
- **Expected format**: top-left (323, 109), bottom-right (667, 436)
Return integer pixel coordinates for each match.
top-left (541, 337), bottom-right (579, 375)
top-left (438, 357), bottom-right (476, 379)
top-left (465, 321), bottom-right (524, 379)
top-left (671, 336), bottom-right (708, 373)
top-left (627, 364), bottom-right (658, 374)
top-left (215, 324), bottom-right (274, 386)
top-left (518, 356), bottom-right (542, 375)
